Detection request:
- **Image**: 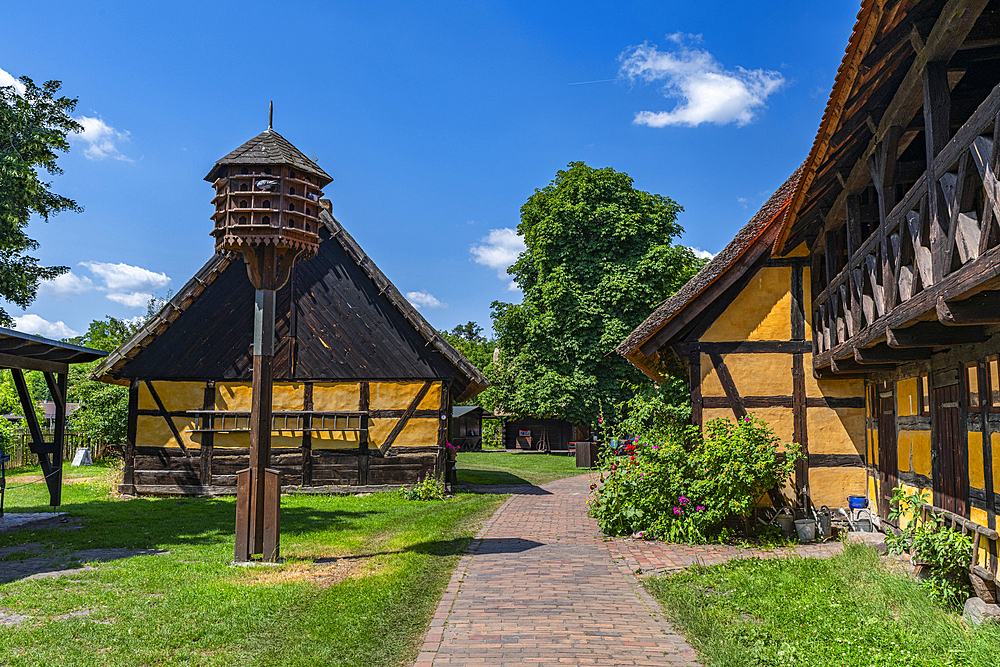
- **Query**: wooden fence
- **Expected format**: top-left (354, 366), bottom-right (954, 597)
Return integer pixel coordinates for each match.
top-left (3, 429), bottom-right (116, 468)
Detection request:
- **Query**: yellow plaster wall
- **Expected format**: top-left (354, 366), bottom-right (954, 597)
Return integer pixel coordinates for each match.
top-left (367, 416), bottom-right (439, 448)
top-left (272, 384), bottom-right (305, 411)
top-left (785, 243), bottom-right (810, 258)
top-left (136, 415), bottom-right (200, 450)
top-left (897, 482), bottom-right (934, 529)
top-left (805, 361), bottom-right (864, 398)
top-left (810, 467), bottom-right (866, 508)
top-left (702, 407), bottom-right (794, 445)
top-left (214, 432), bottom-right (249, 448)
top-left (312, 430), bottom-right (361, 450)
top-left (968, 431), bottom-right (985, 490)
top-left (804, 266), bottom-right (812, 340)
top-left (993, 433), bottom-right (1000, 496)
top-left (700, 353), bottom-right (793, 397)
top-left (138, 381), bottom-right (205, 412)
top-left (970, 506), bottom-right (992, 568)
top-left (896, 378), bottom-right (919, 417)
top-left (216, 383), bottom-right (253, 411)
top-left (807, 407), bottom-right (865, 455)
top-left (314, 383), bottom-right (360, 411)
top-left (701, 267), bottom-right (791, 342)
top-left (897, 430), bottom-right (932, 477)
top-left (370, 382), bottom-right (442, 410)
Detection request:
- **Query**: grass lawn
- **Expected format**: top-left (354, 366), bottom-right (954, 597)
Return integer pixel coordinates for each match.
top-left (455, 451), bottom-right (590, 486)
top-left (1, 461), bottom-right (504, 667)
top-left (644, 543), bottom-right (1000, 667)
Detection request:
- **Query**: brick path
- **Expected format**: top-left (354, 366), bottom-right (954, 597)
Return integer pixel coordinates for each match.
top-left (417, 474), bottom-right (845, 666)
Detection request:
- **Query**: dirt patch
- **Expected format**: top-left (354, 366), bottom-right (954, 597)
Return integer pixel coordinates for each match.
top-left (0, 548), bottom-right (169, 584)
top-left (0, 609), bottom-right (30, 626)
top-left (244, 558), bottom-right (385, 588)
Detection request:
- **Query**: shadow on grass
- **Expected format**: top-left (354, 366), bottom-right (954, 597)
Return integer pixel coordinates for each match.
top-left (457, 468), bottom-right (532, 485)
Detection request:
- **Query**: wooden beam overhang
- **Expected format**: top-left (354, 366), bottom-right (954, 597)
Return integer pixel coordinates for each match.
top-left (886, 320), bottom-right (990, 346)
top-left (936, 290), bottom-right (1000, 324)
top-left (778, 0), bottom-right (991, 255)
top-left (830, 357), bottom-right (897, 374)
top-left (854, 343), bottom-right (935, 363)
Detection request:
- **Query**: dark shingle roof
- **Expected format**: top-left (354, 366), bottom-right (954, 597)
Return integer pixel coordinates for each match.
top-left (205, 129), bottom-right (333, 186)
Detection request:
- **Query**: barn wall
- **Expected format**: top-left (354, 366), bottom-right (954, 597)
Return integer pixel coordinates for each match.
top-left (688, 251), bottom-right (866, 509)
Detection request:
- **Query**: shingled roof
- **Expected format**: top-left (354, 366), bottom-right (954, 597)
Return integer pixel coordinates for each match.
top-left (204, 129), bottom-right (333, 186)
top-left (616, 164), bottom-right (804, 379)
top-left (91, 205), bottom-right (489, 402)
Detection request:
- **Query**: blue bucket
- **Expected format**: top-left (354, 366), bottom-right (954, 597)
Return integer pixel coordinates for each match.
top-left (848, 495), bottom-right (868, 509)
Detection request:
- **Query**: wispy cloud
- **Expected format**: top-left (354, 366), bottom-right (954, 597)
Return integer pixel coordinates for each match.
top-left (13, 314), bottom-right (78, 339)
top-left (37, 261), bottom-right (170, 309)
top-left (0, 66), bottom-right (26, 95)
top-left (737, 196), bottom-right (749, 209)
top-left (37, 271), bottom-right (94, 298)
top-left (406, 291), bottom-right (447, 309)
top-left (71, 116), bottom-right (132, 161)
top-left (2, 67), bottom-right (132, 161)
top-left (689, 247), bottom-right (716, 260)
top-left (618, 33), bottom-right (785, 128)
top-left (471, 228), bottom-right (526, 292)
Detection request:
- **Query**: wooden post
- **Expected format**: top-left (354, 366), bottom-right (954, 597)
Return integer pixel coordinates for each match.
top-left (247, 286), bottom-right (276, 558)
top-left (924, 61), bottom-right (951, 283)
top-left (200, 381), bottom-right (215, 486)
top-left (301, 382), bottom-right (313, 487)
top-left (123, 381), bottom-right (138, 494)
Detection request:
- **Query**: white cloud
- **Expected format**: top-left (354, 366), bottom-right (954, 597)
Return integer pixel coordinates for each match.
top-left (619, 34), bottom-right (785, 128)
top-left (406, 291), bottom-right (447, 309)
top-left (71, 115), bottom-right (132, 161)
top-left (107, 292), bottom-right (153, 308)
top-left (0, 66), bottom-right (26, 95)
top-left (80, 261), bottom-right (170, 293)
top-left (737, 196), bottom-right (749, 209)
top-left (689, 247), bottom-right (716, 260)
top-left (13, 314), bottom-right (79, 339)
top-left (471, 228), bottom-right (526, 291)
top-left (37, 271), bottom-right (95, 298)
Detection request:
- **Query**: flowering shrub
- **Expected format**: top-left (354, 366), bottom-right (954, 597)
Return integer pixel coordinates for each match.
top-left (402, 474), bottom-right (447, 501)
top-left (588, 413), bottom-right (800, 542)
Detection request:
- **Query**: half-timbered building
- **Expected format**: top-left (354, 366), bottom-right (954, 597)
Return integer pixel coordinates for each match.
top-left (618, 167), bottom-right (868, 509)
top-left (92, 128), bottom-right (487, 495)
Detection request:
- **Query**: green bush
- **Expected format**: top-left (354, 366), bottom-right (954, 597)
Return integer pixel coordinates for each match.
top-left (402, 474), bottom-right (446, 501)
top-left (588, 413), bottom-right (800, 542)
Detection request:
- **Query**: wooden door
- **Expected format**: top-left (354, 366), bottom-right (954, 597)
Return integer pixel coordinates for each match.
top-left (933, 382), bottom-right (966, 516)
top-left (878, 386), bottom-right (897, 518)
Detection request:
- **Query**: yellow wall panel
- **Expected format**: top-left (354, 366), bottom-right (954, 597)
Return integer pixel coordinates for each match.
top-left (809, 467), bottom-right (866, 508)
top-left (214, 432), bottom-right (249, 448)
top-left (702, 407), bottom-right (793, 446)
top-left (871, 428), bottom-right (879, 466)
top-left (371, 382), bottom-right (432, 410)
top-left (700, 353), bottom-right (793, 397)
top-left (367, 415), bottom-right (439, 448)
top-left (271, 434), bottom-right (302, 448)
top-left (312, 430), bottom-right (361, 450)
top-left (313, 383), bottom-right (360, 411)
top-left (804, 360), bottom-right (864, 398)
top-left (968, 431), bottom-right (985, 490)
top-left (701, 267), bottom-right (791, 342)
top-left (136, 415), bottom-right (200, 450)
top-left (138, 381), bottom-right (205, 412)
top-left (785, 243), bottom-right (810, 258)
top-left (896, 378), bottom-right (919, 417)
top-left (272, 384), bottom-right (304, 411)
top-left (910, 430), bottom-right (932, 477)
top-left (868, 476), bottom-right (878, 510)
top-left (804, 266), bottom-right (812, 341)
top-left (216, 383), bottom-right (252, 411)
top-left (970, 507), bottom-right (991, 567)
top-left (993, 433), bottom-right (1000, 497)
top-left (807, 407), bottom-right (865, 455)
top-left (897, 431), bottom-right (913, 474)
top-left (418, 382), bottom-right (443, 410)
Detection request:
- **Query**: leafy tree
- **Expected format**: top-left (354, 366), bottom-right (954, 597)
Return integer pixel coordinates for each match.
top-left (491, 162), bottom-right (705, 428)
top-left (440, 321), bottom-right (500, 410)
top-left (67, 316), bottom-right (142, 444)
top-left (0, 76), bottom-right (83, 325)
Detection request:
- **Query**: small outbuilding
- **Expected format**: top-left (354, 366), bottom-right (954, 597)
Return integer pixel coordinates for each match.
top-left (449, 405), bottom-right (495, 451)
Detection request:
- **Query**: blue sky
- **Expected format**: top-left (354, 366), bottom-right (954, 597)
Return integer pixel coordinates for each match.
top-left (1, 0), bottom-right (858, 339)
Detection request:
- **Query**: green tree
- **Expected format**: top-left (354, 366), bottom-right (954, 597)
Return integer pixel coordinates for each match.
top-left (67, 316), bottom-right (142, 444)
top-left (491, 162), bottom-right (705, 427)
top-left (0, 76), bottom-right (83, 325)
top-left (440, 321), bottom-right (500, 409)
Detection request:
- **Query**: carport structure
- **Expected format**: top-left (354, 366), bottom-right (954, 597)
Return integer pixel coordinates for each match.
top-left (0, 327), bottom-right (106, 508)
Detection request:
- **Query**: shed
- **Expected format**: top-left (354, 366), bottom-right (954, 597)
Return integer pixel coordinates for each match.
top-left (449, 405), bottom-right (495, 451)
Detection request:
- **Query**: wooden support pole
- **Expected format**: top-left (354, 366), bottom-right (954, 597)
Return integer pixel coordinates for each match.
top-left (248, 286), bottom-right (276, 558)
top-left (924, 60), bottom-right (951, 283)
top-left (122, 381), bottom-right (138, 494)
top-left (11, 368), bottom-right (59, 506)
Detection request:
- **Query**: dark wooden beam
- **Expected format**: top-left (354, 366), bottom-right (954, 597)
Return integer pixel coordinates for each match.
top-left (708, 353), bottom-right (746, 419)
top-left (830, 358), bottom-right (896, 374)
top-left (886, 321), bottom-right (989, 347)
top-left (377, 381), bottom-right (432, 455)
top-left (0, 352), bottom-right (68, 374)
top-left (936, 291), bottom-right (1000, 325)
top-left (854, 343), bottom-right (934, 364)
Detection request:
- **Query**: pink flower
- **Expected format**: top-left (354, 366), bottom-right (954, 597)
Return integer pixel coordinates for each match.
top-left (696, 505), bottom-right (705, 512)
top-left (679, 496), bottom-right (689, 505)
top-left (673, 507), bottom-right (680, 515)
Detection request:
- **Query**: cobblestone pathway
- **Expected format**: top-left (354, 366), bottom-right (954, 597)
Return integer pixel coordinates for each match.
top-left (417, 474), bottom-right (844, 666)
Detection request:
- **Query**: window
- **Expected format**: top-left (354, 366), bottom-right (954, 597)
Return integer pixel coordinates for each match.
top-left (240, 183), bottom-right (249, 192)
top-left (920, 373), bottom-right (930, 416)
top-left (305, 223), bottom-right (311, 232)
top-left (289, 187), bottom-right (295, 196)
top-left (262, 216), bottom-right (270, 225)
top-left (239, 200), bottom-right (247, 208)
top-left (262, 200), bottom-right (271, 209)
top-left (289, 170), bottom-right (296, 179)
top-left (264, 167), bottom-right (272, 175)
top-left (987, 355), bottom-right (1000, 412)
top-left (966, 361), bottom-right (981, 410)
top-left (288, 203), bottom-right (295, 211)
top-left (239, 216), bottom-right (247, 224)
top-left (306, 208), bottom-right (312, 216)
top-left (241, 167), bottom-right (249, 174)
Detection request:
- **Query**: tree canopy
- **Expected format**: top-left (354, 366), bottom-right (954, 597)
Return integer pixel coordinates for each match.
top-left (490, 162), bottom-right (705, 427)
top-left (0, 76), bottom-right (82, 325)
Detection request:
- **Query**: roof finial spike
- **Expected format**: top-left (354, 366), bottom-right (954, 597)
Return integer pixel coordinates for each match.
top-left (268, 101), bottom-right (273, 130)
